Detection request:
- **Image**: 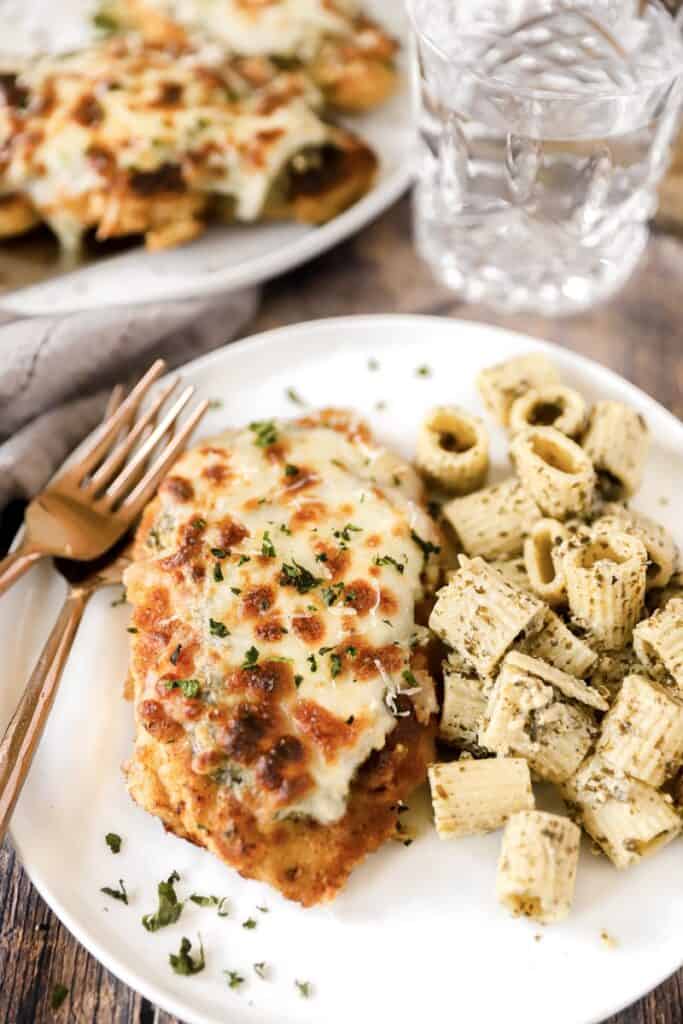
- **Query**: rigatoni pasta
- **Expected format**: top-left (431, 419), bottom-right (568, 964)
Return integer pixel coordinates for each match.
top-left (477, 353), bottom-right (561, 427)
top-left (562, 754), bottom-right (681, 869)
top-left (582, 400), bottom-right (650, 499)
top-left (443, 478), bottom-right (541, 560)
top-left (510, 426), bottom-right (596, 520)
top-left (429, 556), bottom-right (546, 678)
top-left (562, 531), bottom-right (648, 649)
top-left (496, 811), bottom-right (580, 924)
top-left (429, 759), bottom-right (534, 839)
top-left (508, 386), bottom-right (587, 439)
top-left (596, 674), bottom-right (683, 787)
top-left (520, 610), bottom-right (598, 679)
top-left (416, 406), bottom-right (489, 494)
top-left (633, 597), bottom-right (683, 688)
top-left (594, 504), bottom-right (677, 591)
top-left (479, 652), bottom-right (598, 784)
top-left (440, 657), bottom-right (492, 747)
top-left (524, 518), bottom-right (569, 606)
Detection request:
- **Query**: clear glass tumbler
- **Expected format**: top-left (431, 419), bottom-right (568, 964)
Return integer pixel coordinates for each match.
top-left (407, 0), bottom-right (683, 315)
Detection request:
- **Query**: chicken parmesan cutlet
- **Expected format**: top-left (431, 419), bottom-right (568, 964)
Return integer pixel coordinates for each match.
top-left (124, 409), bottom-right (440, 905)
top-left (0, 36), bottom-right (376, 251)
top-left (103, 0), bottom-right (399, 112)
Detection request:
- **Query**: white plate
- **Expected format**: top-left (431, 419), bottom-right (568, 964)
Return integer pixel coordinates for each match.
top-left (0, 1), bottom-right (414, 317)
top-left (3, 315), bottom-right (683, 1024)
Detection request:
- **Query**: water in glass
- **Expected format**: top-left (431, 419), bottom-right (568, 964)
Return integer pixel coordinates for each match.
top-left (409, 0), bottom-right (683, 314)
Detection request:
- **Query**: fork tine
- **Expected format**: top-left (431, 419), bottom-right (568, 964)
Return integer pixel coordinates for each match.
top-left (86, 377), bottom-right (180, 494)
top-left (103, 385), bottom-right (196, 506)
top-left (121, 401), bottom-right (209, 518)
top-left (104, 384), bottom-right (125, 419)
top-left (55, 360), bottom-right (166, 486)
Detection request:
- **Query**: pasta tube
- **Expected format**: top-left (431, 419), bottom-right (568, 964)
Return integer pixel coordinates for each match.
top-left (505, 651), bottom-right (607, 711)
top-left (489, 557), bottom-right (532, 592)
top-left (594, 504), bottom-right (677, 591)
top-left (443, 478), bottom-right (541, 560)
top-left (416, 406), bottom-right (489, 494)
top-left (480, 652), bottom-right (598, 784)
top-left (510, 426), bottom-right (596, 520)
top-left (582, 400), bottom-right (650, 499)
top-left (496, 811), bottom-right (580, 924)
top-left (477, 353), bottom-right (561, 427)
top-left (520, 610), bottom-right (598, 679)
top-left (597, 673), bottom-right (683, 787)
top-left (440, 657), bottom-right (492, 746)
top-left (633, 597), bottom-right (683, 688)
top-left (562, 754), bottom-right (681, 869)
top-left (429, 758), bottom-right (534, 838)
top-left (509, 385), bottom-right (588, 439)
top-left (429, 556), bottom-right (546, 678)
top-left (563, 531), bottom-right (648, 649)
top-left (524, 518), bottom-right (569, 606)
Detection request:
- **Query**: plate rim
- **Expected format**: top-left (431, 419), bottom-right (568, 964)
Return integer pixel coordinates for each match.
top-left (8, 313), bottom-right (683, 1024)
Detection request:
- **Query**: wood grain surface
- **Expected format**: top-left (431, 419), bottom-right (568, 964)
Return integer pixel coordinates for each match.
top-left (1, 193), bottom-right (682, 1024)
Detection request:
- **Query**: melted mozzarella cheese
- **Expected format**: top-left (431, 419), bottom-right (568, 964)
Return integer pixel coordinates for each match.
top-left (151, 0), bottom-right (360, 59)
top-left (125, 416), bottom-right (440, 826)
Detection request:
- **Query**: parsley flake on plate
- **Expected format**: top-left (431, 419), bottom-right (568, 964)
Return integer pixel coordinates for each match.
top-left (101, 879), bottom-right (128, 904)
top-left (169, 935), bottom-right (205, 976)
top-left (250, 420), bottom-right (278, 448)
top-left (105, 832), bottom-right (122, 854)
top-left (242, 917), bottom-right (257, 930)
top-left (190, 894), bottom-right (230, 917)
top-left (416, 364), bottom-right (432, 378)
top-left (296, 980), bottom-right (313, 998)
top-left (285, 387), bottom-right (306, 405)
top-left (111, 588), bottom-right (127, 607)
top-left (142, 871), bottom-right (183, 931)
top-left (225, 970), bottom-right (245, 989)
top-left (253, 962), bottom-right (268, 979)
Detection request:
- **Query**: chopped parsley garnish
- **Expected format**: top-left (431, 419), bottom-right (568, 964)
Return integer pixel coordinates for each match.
top-left (330, 653), bottom-right (342, 678)
top-left (192, 518), bottom-right (207, 530)
top-left (284, 463), bottom-right (299, 477)
top-left (403, 839), bottom-right (414, 847)
top-left (190, 894), bottom-right (229, 916)
top-left (242, 917), bottom-right (257, 929)
top-left (368, 358), bottom-right (380, 371)
top-left (101, 879), bottom-right (128, 904)
top-left (285, 387), bottom-right (305, 405)
top-left (253, 962), bottom-right (267, 979)
top-left (50, 984), bottom-right (69, 1011)
top-left (213, 562), bottom-right (224, 582)
top-left (111, 588), bottom-right (127, 607)
top-left (92, 11), bottom-right (119, 33)
top-left (346, 645), bottom-right (358, 657)
top-left (208, 398), bottom-right (223, 410)
top-left (231, 587), bottom-right (242, 595)
top-left (280, 560), bottom-right (322, 594)
top-left (402, 669), bottom-right (418, 687)
top-left (410, 530), bottom-right (441, 559)
top-left (105, 832), bottom-right (122, 854)
top-left (315, 552), bottom-right (328, 563)
top-left (165, 678), bottom-right (201, 698)
top-left (307, 654), bottom-right (318, 673)
top-left (170, 644), bottom-right (182, 665)
top-left (321, 582), bottom-right (345, 606)
top-left (237, 554), bottom-right (251, 566)
top-left (242, 646), bottom-right (259, 669)
top-left (225, 970), bottom-right (245, 989)
top-left (375, 554), bottom-right (405, 574)
top-left (261, 531), bottom-right (276, 558)
top-left (169, 935), bottom-right (205, 976)
top-left (334, 523), bottom-right (362, 543)
top-left (250, 420), bottom-right (278, 448)
top-left (211, 547), bottom-right (228, 559)
top-left (127, 627), bottom-right (138, 634)
top-left (142, 871), bottom-right (183, 932)
top-left (296, 980), bottom-right (312, 998)
top-left (280, 523), bottom-right (292, 535)
top-left (209, 618), bottom-right (229, 638)
top-left (295, 674), bottom-right (303, 688)
top-left (416, 364), bottom-right (432, 377)
top-left (147, 526), bottom-right (162, 549)
top-left (319, 646), bottom-right (334, 655)
top-left (256, 905), bottom-right (269, 913)
top-left (427, 500), bottom-right (441, 520)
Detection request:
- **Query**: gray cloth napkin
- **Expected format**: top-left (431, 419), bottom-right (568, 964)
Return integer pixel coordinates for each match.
top-left (0, 289), bottom-right (259, 511)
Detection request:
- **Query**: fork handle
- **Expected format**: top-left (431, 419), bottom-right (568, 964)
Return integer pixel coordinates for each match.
top-left (0, 546), bottom-right (43, 597)
top-left (0, 588), bottom-right (89, 843)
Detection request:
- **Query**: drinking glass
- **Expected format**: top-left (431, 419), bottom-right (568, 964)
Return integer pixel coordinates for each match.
top-left (407, 0), bottom-right (683, 315)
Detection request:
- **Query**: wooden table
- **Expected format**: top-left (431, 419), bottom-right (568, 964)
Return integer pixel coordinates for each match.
top-left (1, 193), bottom-right (682, 1023)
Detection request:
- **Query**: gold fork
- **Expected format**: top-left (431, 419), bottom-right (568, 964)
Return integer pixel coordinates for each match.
top-left (0, 547), bottom-right (130, 842)
top-left (0, 358), bottom-right (204, 596)
top-left (0, 377), bottom-right (209, 840)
